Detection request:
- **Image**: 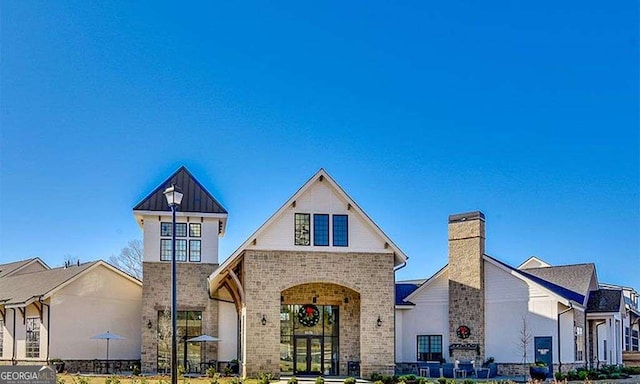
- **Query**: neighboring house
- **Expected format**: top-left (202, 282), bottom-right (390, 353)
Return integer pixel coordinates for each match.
top-left (395, 211), bottom-right (632, 376)
top-left (0, 259), bottom-right (142, 370)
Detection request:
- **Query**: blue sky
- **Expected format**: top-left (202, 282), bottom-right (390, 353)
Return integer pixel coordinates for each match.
top-left (1, 1), bottom-right (638, 289)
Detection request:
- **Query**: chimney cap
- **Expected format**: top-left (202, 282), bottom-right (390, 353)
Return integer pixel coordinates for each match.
top-left (449, 211), bottom-right (485, 223)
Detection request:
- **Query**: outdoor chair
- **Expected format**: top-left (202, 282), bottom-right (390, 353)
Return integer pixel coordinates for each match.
top-left (426, 362), bottom-right (442, 378)
top-left (488, 362), bottom-right (498, 378)
top-left (455, 360), bottom-right (475, 377)
top-left (442, 363), bottom-right (455, 378)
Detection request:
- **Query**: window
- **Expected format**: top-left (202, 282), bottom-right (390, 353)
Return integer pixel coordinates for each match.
top-left (575, 326), bottom-right (584, 360)
top-left (626, 327), bottom-right (631, 351)
top-left (632, 329), bottom-right (639, 351)
top-left (0, 319), bottom-right (3, 357)
top-left (295, 213), bottom-right (310, 246)
top-left (157, 311), bottom-right (202, 373)
top-left (189, 223), bottom-right (201, 237)
top-left (161, 222), bottom-right (198, 262)
top-left (333, 215), bottom-right (348, 246)
top-left (189, 240), bottom-right (201, 262)
top-left (26, 317), bottom-right (40, 358)
top-left (417, 335), bottom-right (442, 361)
top-left (314, 214), bottom-right (329, 246)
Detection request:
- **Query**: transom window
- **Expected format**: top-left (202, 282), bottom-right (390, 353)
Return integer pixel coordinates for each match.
top-left (26, 317), bottom-right (40, 358)
top-left (417, 335), bottom-right (442, 362)
top-left (160, 222), bottom-right (200, 262)
top-left (295, 213), bottom-right (349, 247)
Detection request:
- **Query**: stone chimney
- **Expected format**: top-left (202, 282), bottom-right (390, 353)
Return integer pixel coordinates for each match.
top-left (448, 211), bottom-right (486, 362)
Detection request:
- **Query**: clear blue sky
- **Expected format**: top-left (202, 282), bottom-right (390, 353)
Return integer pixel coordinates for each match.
top-left (1, 1), bottom-right (638, 289)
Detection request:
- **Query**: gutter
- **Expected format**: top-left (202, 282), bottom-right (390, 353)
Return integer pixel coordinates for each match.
top-left (558, 303), bottom-right (574, 374)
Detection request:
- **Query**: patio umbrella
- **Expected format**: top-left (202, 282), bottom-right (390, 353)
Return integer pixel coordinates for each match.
top-left (187, 335), bottom-right (221, 371)
top-left (91, 331), bottom-right (125, 372)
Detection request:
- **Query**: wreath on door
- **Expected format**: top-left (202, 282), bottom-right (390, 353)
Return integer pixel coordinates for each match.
top-left (298, 304), bottom-right (320, 327)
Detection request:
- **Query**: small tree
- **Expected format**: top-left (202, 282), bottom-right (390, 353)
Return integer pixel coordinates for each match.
top-left (157, 306), bottom-right (183, 374)
top-left (109, 239), bottom-right (143, 279)
top-left (518, 315), bottom-right (533, 381)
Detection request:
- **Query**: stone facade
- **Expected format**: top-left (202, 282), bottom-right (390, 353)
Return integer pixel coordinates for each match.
top-left (448, 212), bottom-right (485, 362)
top-left (241, 250), bottom-right (395, 378)
top-left (141, 261), bottom-right (219, 373)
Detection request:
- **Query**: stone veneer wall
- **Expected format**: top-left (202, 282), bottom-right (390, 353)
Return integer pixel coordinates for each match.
top-left (448, 212), bottom-right (485, 362)
top-left (141, 262), bottom-right (218, 373)
top-left (242, 250), bottom-right (395, 378)
top-left (281, 282), bottom-right (361, 375)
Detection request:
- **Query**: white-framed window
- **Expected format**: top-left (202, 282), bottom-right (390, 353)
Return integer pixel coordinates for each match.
top-left (575, 326), bottom-right (584, 360)
top-left (160, 222), bottom-right (200, 262)
top-left (26, 317), bottom-right (40, 358)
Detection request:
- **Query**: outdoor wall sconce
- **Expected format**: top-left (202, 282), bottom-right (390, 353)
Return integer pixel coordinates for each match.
top-left (377, 316), bottom-right (382, 327)
top-left (261, 315), bottom-right (267, 326)
top-left (312, 296), bottom-right (317, 303)
top-left (344, 297), bottom-right (349, 304)
top-left (147, 320), bottom-right (153, 329)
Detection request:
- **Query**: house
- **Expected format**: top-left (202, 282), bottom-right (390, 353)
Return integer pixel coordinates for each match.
top-left (135, 166), bottom-right (406, 378)
top-left (395, 211), bottom-right (632, 377)
top-left (0, 259), bottom-right (142, 371)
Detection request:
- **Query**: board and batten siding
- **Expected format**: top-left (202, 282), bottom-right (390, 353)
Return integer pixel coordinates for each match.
top-left (396, 270), bottom-right (449, 362)
top-left (254, 180), bottom-right (386, 252)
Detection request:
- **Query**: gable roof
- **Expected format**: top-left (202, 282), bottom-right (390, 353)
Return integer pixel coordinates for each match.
top-left (587, 289), bottom-right (623, 313)
top-left (133, 166), bottom-right (228, 215)
top-left (523, 263), bottom-right (596, 298)
top-left (484, 255), bottom-right (587, 304)
top-left (396, 282), bottom-right (421, 306)
top-left (517, 256), bottom-right (552, 269)
top-left (209, 168), bottom-right (409, 290)
top-left (0, 260), bottom-right (141, 307)
top-left (0, 258), bottom-right (49, 278)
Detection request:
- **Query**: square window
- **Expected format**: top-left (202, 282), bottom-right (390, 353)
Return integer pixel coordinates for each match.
top-left (417, 335), bottom-right (442, 362)
top-left (175, 223), bottom-right (187, 237)
top-left (161, 222), bottom-right (172, 237)
top-left (189, 223), bottom-right (201, 237)
top-left (314, 214), bottom-right (329, 246)
top-left (176, 239), bottom-right (187, 261)
top-left (333, 215), bottom-right (348, 246)
top-left (160, 239), bottom-right (172, 261)
top-left (161, 222), bottom-right (187, 237)
top-left (295, 213), bottom-right (310, 246)
top-left (189, 240), bottom-right (201, 262)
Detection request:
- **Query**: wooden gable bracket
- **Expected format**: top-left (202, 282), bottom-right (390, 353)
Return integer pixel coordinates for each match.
top-left (384, 242), bottom-right (389, 249)
top-left (18, 307), bottom-right (26, 324)
top-left (251, 239), bottom-right (257, 246)
top-left (228, 269), bottom-right (245, 306)
top-left (33, 302), bottom-right (43, 322)
top-left (292, 200), bottom-right (296, 208)
top-left (347, 203), bottom-right (352, 211)
top-left (319, 175), bottom-right (324, 181)
top-left (0, 308), bottom-right (5, 323)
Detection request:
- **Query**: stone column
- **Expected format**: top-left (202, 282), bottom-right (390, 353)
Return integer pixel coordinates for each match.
top-left (448, 211), bottom-right (485, 362)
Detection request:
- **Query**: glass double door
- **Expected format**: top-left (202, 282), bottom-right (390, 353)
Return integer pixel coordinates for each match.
top-left (294, 335), bottom-right (323, 375)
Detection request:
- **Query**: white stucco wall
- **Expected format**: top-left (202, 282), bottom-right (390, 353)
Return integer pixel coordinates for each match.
top-left (252, 180), bottom-right (386, 253)
top-left (142, 215), bottom-right (220, 264)
top-left (217, 300), bottom-right (238, 362)
top-left (49, 264), bottom-right (142, 360)
top-left (395, 270), bottom-right (449, 362)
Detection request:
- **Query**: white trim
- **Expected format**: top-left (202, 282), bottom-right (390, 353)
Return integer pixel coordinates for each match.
top-left (209, 168), bottom-right (408, 291)
top-left (404, 265), bottom-right (448, 302)
top-left (517, 255), bottom-right (552, 269)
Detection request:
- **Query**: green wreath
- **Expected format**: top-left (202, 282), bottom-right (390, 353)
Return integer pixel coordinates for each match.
top-left (298, 304), bottom-right (320, 327)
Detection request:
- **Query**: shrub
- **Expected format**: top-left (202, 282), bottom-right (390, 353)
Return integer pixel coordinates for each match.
top-left (209, 374), bottom-right (220, 384)
top-left (230, 377), bottom-right (244, 384)
top-left (436, 378), bottom-right (446, 384)
top-left (288, 377), bottom-right (298, 384)
top-left (462, 379), bottom-right (473, 384)
top-left (624, 366), bottom-right (640, 375)
top-left (177, 365), bottom-right (186, 377)
top-left (398, 375), bottom-right (417, 382)
top-left (344, 377), bottom-right (357, 384)
top-left (417, 378), bottom-right (428, 384)
top-left (56, 378), bottom-right (65, 384)
top-left (105, 376), bottom-right (121, 384)
top-left (257, 373), bottom-right (274, 384)
top-left (578, 370), bottom-right (588, 380)
top-left (370, 373), bottom-right (383, 382)
top-left (224, 367), bottom-right (233, 376)
top-left (554, 371), bottom-right (566, 381)
top-left (206, 367), bottom-right (218, 378)
top-left (373, 381), bottom-right (384, 384)
top-left (132, 365), bottom-right (141, 376)
top-left (381, 375), bottom-right (395, 384)
top-left (315, 377), bottom-right (324, 384)
top-left (140, 379), bottom-right (149, 384)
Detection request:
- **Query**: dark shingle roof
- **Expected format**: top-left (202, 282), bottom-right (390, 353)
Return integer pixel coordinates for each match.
top-left (133, 166), bottom-right (227, 214)
top-left (0, 262), bottom-right (97, 305)
top-left (587, 289), bottom-right (623, 313)
top-left (396, 282), bottom-right (421, 306)
top-left (523, 263), bottom-right (595, 297)
top-left (485, 255), bottom-right (586, 303)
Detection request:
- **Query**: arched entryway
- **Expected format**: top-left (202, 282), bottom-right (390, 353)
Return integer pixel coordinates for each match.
top-left (280, 283), bottom-right (360, 376)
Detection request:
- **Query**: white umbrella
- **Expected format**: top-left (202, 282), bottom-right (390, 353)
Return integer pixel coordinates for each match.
top-left (91, 331), bottom-right (125, 372)
top-left (187, 334), bottom-right (221, 371)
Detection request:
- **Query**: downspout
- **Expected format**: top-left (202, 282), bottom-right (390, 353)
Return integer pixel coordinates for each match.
top-left (393, 256), bottom-right (407, 370)
top-left (12, 308), bottom-right (16, 365)
top-left (39, 297), bottom-right (50, 362)
top-left (583, 312), bottom-right (587, 370)
top-left (557, 303), bottom-right (573, 374)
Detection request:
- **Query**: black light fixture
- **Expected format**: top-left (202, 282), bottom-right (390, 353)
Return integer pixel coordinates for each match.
top-left (261, 314), bottom-right (267, 326)
top-left (344, 297), bottom-right (349, 304)
top-left (163, 183), bottom-right (183, 384)
top-left (312, 296), bottom-right (317, 303)
top-left (377, 316), bottom-right (382, 327)
top-left (147, 320), bottom-right (153, 329)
